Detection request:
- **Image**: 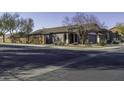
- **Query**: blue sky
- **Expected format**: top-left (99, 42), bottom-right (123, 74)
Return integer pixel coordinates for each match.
top-left (0, 12), bottom-right (124, 31)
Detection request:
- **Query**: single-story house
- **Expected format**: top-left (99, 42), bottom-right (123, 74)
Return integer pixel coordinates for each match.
top-left (29, 24), bottom-right (113, 45)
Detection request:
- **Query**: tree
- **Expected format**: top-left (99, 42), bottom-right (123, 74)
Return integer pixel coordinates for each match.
top-left (15, 18), bottom-right (27, 37)
top-left (23, 18), bottom-right (34, 34)
top-left (19, 18), bottom-right (34, 43)
top-left (72, 13), bottom-right (88, 44)
top-left (115, 23), bottom-right (124, 36)
top-left (0, 12), bottom-right (34, 43)
top-left (63, 16), bottom-right (73, 26)
top-left (0, 13), bottom-right (21, 43)
top-left (0, 13), bottom-right (13, 42)
top-left (9, 13), bottom-right (20, 42)
top-left (63, 13), bottom-right (105, 44)
top-left (0, 19), bottom-right (5, 42)
top-left (112, 23), bottom-right (124, 42)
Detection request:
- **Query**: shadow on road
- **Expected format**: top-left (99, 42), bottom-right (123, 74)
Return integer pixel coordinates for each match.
top-left (0, 45), bottom-right (106, 73)
top-left (66, 52), bottom-right (124, 70)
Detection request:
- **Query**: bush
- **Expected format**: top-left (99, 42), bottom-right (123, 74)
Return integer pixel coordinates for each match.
top-left (112, 40), bottom-right (120, 44)
top-left (120, 37), bottom-right (124, 42)
top-left (55, 41), bottom-right (64, 46)
top-left (84, 39), bottom-right (92, 46)
top-left (73, 42), bottom-right (78, 45)
top-left (99, 39), bottom-right (107, 46)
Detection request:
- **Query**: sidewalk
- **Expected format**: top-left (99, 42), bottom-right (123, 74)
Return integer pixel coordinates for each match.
top-left (0, 43), bottom-right (123, 51)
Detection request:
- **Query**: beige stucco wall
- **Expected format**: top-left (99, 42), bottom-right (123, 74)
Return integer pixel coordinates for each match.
top-left (5, 38), bottom-right (11, 43)
top-left (0, 36), bottom-right (11, 43)
top-left (29, 35), bottom-right (43, 44)
top-left (0, 33), bottom-right (66, 45)
top-left (0, 36), bottom-right (3, 43)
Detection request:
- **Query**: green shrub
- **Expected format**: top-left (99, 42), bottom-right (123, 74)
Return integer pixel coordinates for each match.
top-left (55, 41), bottom-right (64, 46)
top-left (99, 39), bottom-right (107, 46)
top-left (73, 42), bottom-right (78, 45)
top-left (112, 40), bottom-right (120, 44)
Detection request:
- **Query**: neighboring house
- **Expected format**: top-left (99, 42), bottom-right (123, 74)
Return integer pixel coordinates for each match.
top-left (110, 27), bottom-right (121, 42)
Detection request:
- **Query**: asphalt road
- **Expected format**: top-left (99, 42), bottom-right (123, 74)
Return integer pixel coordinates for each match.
top-left (0, 44), bottom-right (124, 81)
top-left (30, 45), bottom-right (124, 81)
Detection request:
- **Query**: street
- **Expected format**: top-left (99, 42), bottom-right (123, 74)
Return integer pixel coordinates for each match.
top-left (0, 44), bottom-right (124, 80)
